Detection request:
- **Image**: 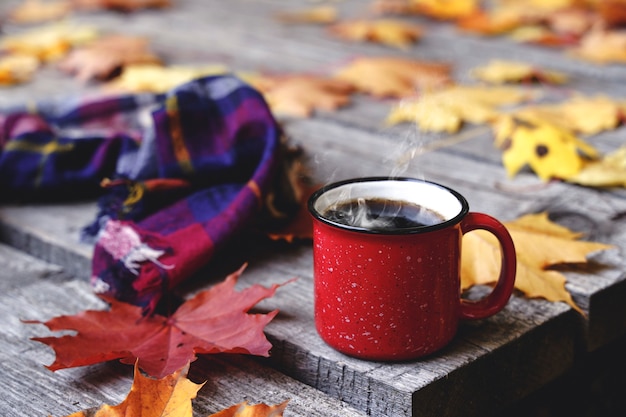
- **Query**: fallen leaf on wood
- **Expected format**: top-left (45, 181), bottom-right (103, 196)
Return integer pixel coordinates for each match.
top-left (275, 5), bottom-right (338, 24)
top-left (456, 10), bottom-right (522, 35)
top-left (0, 22), bottom-right (97, 61)
top-left (58, 34), bottom-right (162, 82)
top-left (0, 54), bottom-right (39, 85)
top-left (568, 145), bottom-right (626, 188)
top-left (63, 362), bottom-right (203, 417)
top-left (471, 60), bottom-right (568, 84)
top-left (334, 56), bottom-right (451, 98)
top-left (597, 0), bottom-right (626, 27)
top-left (328, 19), bottom-right (422, 48)
top-left (247, 73), bottom-right (355, 117)
top-left (413, 0), bottom-right (479, 20)
top-left (386, 85), bottom-right (533, 132)
top-left (569, 29), bottom-right (626, 64)
top-left (209, 401), bottom-right (289, 417)
top-left (505, 95), bottom-right (623, 136)
top-left (462, 212), bottom-right (614, 314)
top-left (105, 63), bottom-right (229, 93)
top-left (27, 265), bottom-right (289, 378)
top-left (493, 116), bottom-right (599, 180)
top-left (8, 0), bottom-right (72, 23)
top-left (73, 0), bottom-right (171, 12)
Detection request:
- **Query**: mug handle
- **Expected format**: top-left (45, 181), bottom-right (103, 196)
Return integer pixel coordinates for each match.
top-left (459, 212), bottom-right (517, 320)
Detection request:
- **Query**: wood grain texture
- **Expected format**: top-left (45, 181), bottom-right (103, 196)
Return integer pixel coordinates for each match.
top-left (1, 0), bottom-right (626, 415)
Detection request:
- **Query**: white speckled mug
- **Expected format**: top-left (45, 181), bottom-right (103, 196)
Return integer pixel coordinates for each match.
top-left (308, 177), bottom-right (517, 360)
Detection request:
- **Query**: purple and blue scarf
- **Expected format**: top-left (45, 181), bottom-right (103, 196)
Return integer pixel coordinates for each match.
top-left (0, 75), bottom-right (284, 312)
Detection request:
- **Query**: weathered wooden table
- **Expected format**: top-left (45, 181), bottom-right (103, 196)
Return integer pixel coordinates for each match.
top-left (1, 1), bottom-right (626, 416)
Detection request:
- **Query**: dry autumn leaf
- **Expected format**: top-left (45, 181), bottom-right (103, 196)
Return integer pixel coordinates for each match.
top-left (386, 85), bottom-right (533, 132)
top-left (493, 116), bottom-right (599, 180)
top-left (569, 29), bottom-right (626, 64)
top-left (413, 0), bottom-right (479, 20)
top-left (209, 401), bottom-right (289, 417)
top-left (58, 34), bottom-right (162, 82)
top-left (72, 0), bottom-right (171, 12)
top-left (0, 22), bottom-right (97, 62)
top-left (506, 95), bottom-right (623, 136)
top-left (247, 74), bottom-right (355, 117)
top-left (462, 212), bottom-right (614, 314)
top-left (63, 362), bottom-right (203, 417)
top-left (0, 54), bottom-right (39, 85)
top-left (27, 265), bottom-right (289, 378)
top-left (334, 56), bottom-right (451, 98)
top-left (275, 5), bottom-right (338, 24)
top-left (8, 0), bottom-right (72, 23)
top-left (568, 145), bottom-right (626, 187)
top-left (105, 63), bottom-right (229, 93)
top-left (328, 19), bottom-right (423, 48)
top-left (471, 60), bottom-right (568, 84)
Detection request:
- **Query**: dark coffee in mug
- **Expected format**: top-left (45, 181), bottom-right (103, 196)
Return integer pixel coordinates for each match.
top-left (323, 197), bottom-right (445, 231)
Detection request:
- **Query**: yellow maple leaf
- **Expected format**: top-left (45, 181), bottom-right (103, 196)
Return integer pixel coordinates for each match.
top-left (0, 22), bottom-right (97, 62)
top-left (386, 85), bottom-right (533, 132)
top-left (105, 63), bottom-right (229, 93)
top-left (247, 74), bottom-right (355, 117)
top-left (493, 115), bottom-right (599, 180)
top-left (0, 54), bottom-right (39, 85)
top-left (334, 56), bottom-right (451, 98)
top-left (471, 59), bottom-right (568, 84)
top-left (568, 145), bottom-right (626, 188)
top-left (63, 362), bottom-right (203, 417)
top-left (507, 95), bottom-right (622, 135)
top-left (328, 19), bottom-right (423, 48)
top-left (462, 212), bottom-right (614, 314)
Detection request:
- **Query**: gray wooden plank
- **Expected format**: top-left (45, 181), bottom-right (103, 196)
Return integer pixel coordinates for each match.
top-left (0, 264), bottom-right (368, 417)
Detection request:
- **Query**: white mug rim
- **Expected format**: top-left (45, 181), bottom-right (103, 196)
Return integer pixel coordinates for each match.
top-left (308, 177), bottom-right (470, 235)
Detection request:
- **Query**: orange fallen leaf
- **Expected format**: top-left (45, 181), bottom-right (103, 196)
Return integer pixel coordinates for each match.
top-left (0, 22), bottom-right (97, 62)
top-left (0, 54), bottom-right (40, 85)
top-left (462, 212), bottom-right (614, 314)
top-left (58, 34), bottom-right (162, 82)
top-left (410, 0), bottom-right (480, 20)
top-left (275, 5), bottom-right (338, 24)
top-left (328, 19), bottom-right (422, 48)
top-left (28, 265), bottom-right (290, 378)
top-left (248, 73), bottom-right (355, 117)
top-left (63, 362), bottom-right (203, 417)
top-left (8, 0), bottom-right (72, 23)
top-left (456, 10), bottom-right (522, 35)
top-left (209, 401), bottom-right (289, 417)
top-left (334, 56), bottom-right (451, 98)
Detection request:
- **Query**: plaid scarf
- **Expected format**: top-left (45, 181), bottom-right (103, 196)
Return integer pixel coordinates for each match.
top-left (0, 75), bottom-right (284, 312)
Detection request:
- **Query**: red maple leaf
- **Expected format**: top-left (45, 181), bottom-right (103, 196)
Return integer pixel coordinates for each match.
top-left (26, 265), bottom-right (290, 378)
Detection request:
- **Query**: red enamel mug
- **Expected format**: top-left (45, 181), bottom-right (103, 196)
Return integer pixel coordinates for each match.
top-left (308, 177), bottom-right (516, 360)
